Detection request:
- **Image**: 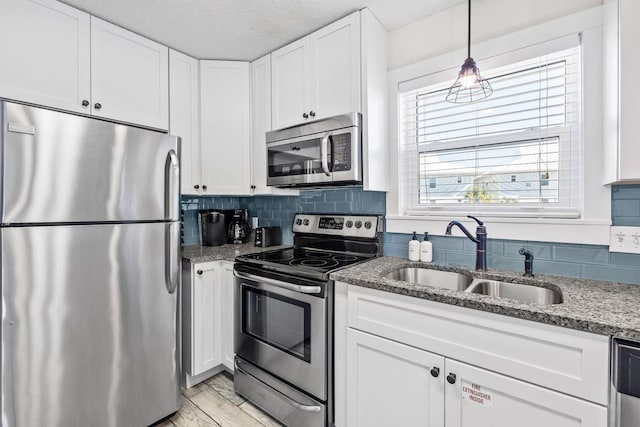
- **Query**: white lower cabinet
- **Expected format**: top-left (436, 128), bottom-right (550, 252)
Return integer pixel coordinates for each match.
top-left (444, 359), bottom-right (607, 427)
top-left (347, 329), bottom-right (444, 427)
top-left (182, 260), bottom-right (235, 386)
top-left (336, 283), bottom-right (609, 427)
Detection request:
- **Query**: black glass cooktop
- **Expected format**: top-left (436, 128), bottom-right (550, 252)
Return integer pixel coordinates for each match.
top-left (237, 247), bottom-right (370, 276)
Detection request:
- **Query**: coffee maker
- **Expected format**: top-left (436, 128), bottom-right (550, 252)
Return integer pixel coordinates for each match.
top-left (198, 210), bottom-right (226, 246)
top-left (224, 209), bottom-right (251, 244)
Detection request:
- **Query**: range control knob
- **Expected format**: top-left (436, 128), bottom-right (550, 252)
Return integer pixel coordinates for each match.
top-left (303, 219), bottom-right (310, 226)
top-left (345, 220), bottom-right (353, 228)
top-left (364, 221), bottom-right (372, 229)
top-left (354, 221), bottom-right (363, 229)
top-left (295, 218), bottom-right (302, 226)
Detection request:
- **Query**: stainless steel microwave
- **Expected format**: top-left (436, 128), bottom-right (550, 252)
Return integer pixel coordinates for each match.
top-left (266, 112), bottom-right (362, 188)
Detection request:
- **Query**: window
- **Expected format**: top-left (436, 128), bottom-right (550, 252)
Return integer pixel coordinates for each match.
top-left (399, 46), bottom-right (581, 218)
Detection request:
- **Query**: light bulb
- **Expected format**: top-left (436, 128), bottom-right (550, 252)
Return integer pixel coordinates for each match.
top-left (460, 73), bottom-right (478, 89)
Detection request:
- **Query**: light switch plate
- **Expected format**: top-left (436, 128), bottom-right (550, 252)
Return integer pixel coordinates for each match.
top-left (609, 226), bottom-right (640, 254)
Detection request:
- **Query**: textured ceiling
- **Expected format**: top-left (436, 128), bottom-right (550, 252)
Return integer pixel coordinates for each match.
top-left (59, 0), bottom-right (464, 61)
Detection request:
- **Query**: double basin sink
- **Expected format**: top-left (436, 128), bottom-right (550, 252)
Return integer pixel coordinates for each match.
top-left (385, 267), bottom-right (563, 305)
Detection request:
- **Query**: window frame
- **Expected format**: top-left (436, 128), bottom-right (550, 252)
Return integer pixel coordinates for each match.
top-left (385, 6), bottom-right (611, 245)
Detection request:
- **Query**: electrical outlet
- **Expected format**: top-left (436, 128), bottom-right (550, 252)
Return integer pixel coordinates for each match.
top-left (609, 226), bottom-right (640, 254)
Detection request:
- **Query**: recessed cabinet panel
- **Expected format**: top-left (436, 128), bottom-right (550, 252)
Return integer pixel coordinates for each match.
top-left (200, 61), bottom-right (251, 195)
top-left (169, 49), bottom-right (201, 195)
top-left (271, 39), bottom-right (309, 130)
top-left (445, 360), bottom-right (607, 427)
top-left (347, 329), bottom-right (445, 427)
top-left (91, 17), bottom-right (169, 130)
top-left (311, 13), bottom-right (361, 121)
top-left (0, 0), bottom-right (91, 113)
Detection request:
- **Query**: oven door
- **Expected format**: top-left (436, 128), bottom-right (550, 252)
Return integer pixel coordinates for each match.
top-left (234, 268), bottom-right (327, 400)
top-left (266, 126), bottom-right (361, 187)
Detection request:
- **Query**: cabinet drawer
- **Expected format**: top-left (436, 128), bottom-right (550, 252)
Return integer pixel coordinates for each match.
top-left (347, 286), bottom-right (609, 405)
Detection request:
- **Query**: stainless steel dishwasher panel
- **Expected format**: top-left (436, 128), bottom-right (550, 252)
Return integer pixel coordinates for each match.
top-left (611, 338), bottom-right (640, 427)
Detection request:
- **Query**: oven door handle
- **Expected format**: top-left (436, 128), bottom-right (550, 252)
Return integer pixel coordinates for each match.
top-left (321, 131), bottom-right (332, 176)
top-left (235, 270), bottom-right (322, 294)
top-left (235, 359), bottom-right (322, 413)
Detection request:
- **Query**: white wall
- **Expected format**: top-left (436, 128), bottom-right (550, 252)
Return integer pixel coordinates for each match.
top-left (388, 0), bottom-right (602, 70)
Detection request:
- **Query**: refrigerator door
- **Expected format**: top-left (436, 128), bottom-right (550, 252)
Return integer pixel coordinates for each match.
top-left (0, 101), bottom-right (180, 224)
top-left (1, 222), bottom-right (181, 427)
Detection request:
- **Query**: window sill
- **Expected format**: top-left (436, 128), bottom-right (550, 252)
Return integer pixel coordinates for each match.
top-left (385, 215), bottom-right (611, 245)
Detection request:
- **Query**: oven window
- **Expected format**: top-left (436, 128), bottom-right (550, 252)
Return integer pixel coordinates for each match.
top-left (242, 287), bottom-right (311, 362)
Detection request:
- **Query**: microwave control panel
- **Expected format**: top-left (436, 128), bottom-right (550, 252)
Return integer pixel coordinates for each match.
top-left (331, 133), bottom-right (351, 172)
top-left (292, 214), bottom-right (380, 238)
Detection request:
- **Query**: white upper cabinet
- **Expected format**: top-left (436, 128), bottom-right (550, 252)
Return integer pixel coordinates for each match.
top-left (0, 0), bottom-right (91, 114)
top-left (169, 49), bottom-right (201, 195)
top-left (271, 12), bottom-right (361, 130)
top-left (271, 39), bottom-right (310, 129)
top-left (250, 54), bottom-right (299, 196)
top-left (91, 17), bottom-right (169, 130)
top-left (0, 1), bottom-right (169, 130)
top-left (603, 0), bottom-right (640, 183)
top-left (200, 61), bottom-right (251, 195)
top-left (311, 13), bottom-right (361, 121)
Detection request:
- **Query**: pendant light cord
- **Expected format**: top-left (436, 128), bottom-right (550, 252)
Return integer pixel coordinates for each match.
top-left (467, 0), bottom-right (471, 59)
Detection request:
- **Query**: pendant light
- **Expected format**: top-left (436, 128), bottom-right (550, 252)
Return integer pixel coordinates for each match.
top-left (446, 0), bottom-right (492, 103)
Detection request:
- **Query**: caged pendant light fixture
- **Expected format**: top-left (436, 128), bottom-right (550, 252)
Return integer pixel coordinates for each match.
top-left (446, 0), bottom-right (492, 103)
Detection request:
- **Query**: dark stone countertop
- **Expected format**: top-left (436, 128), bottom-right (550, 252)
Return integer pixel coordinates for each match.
top-left (182, 243), bottom-right (290, 264)
top-left (330, 256), bottom-right (640, 341)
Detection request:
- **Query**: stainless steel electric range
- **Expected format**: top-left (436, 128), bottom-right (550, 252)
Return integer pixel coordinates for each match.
top-left (233, 213), bottom-right (383, 427)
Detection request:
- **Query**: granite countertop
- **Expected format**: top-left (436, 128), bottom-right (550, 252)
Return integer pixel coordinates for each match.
top-left (182, 243), bottom-right (290, 263)
top-left (330, 256), bottom-right (640, 341)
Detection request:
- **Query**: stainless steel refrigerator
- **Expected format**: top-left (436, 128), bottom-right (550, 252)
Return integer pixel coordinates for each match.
top-left (0, 101), bottom-right (182, 426)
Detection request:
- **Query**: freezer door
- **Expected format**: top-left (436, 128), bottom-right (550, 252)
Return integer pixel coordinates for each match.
top-left (1, 222), bottom-right (181, 427)
top-left (1, 101), bottom-right (180, 223)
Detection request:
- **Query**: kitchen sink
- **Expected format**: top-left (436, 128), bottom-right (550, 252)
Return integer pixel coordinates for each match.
top-left (465, 279), bottom-right (563, 305)
top-left (384, 267), bottom-right (474, 291)
top-left (384, 267), bottom-right (563, 305)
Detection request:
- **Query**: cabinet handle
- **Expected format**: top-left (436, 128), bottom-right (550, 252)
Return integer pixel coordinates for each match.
top-left (302, 112), bottom-right (309, 119)
top-left (94, 102), bottom-right (102, 110)
top-left (250, 185), bottom-right (256, 190)
top-left (197, 270), bottom-right (203, 275)
top-left (82, 100), bottom-right (90, 107)
top-left (309, 110), bottom-right (316, 117)
top-left (430, 367), bottom-right (440, 378)
top-left (446, 373), bottom-right (456, 384)
top-left (202, 185), bottom-right (208, 190)
top-left (194, 184), bottom-right (200, 189)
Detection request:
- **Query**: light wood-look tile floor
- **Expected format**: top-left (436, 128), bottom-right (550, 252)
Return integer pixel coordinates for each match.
top-left (155, 372), bottom-right (283, 427)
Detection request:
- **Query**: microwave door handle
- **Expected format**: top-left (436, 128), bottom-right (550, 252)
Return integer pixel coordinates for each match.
top-left (321, 131), bottom-right (332, 176)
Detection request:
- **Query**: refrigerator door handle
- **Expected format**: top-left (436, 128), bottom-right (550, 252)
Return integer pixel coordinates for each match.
top-left (165, 222), bottom-right (180, 294)
top-left (165, 149), bottom-right (180, 220)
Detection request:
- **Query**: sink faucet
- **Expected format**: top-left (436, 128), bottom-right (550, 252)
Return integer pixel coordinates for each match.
top-left (445, 215), bottom-right (487, 270)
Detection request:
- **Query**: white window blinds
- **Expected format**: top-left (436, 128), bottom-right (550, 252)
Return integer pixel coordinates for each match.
top-left (398, 46), bottom-right (582, 218)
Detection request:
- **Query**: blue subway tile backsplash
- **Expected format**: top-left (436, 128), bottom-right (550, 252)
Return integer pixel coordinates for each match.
top-left (181, 184), bottom-right (640, 285)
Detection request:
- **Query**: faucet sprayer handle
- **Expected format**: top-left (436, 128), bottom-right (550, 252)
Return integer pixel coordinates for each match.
top-left (467, 215), bottom-right (483, 226)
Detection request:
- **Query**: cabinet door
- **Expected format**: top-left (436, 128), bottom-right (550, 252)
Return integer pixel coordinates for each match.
top-left (0, 0), bottom-right (90, 113)
top-left (310, 12), bottom-right (361, 120)
top-left (250, 54), bottom-right (299, 196)
top-left (169, 49), bottom-right (201, 195)
top-left (444, 359), bottom-right (607, 427)
top-left (220, 261), bottom-right (235, 371)
top-left (191, 262), bottom-right (221, 376)
top-left (90, 17), bottom-right (169, 130)
top-left (200, 60), bottom-right (251, 195)
top-left (617, 0), bottom-right (640, 181)
top-left (271, 38), bottom-right (310, 130)
top-left (347, 329), bottom-right (445, 427)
